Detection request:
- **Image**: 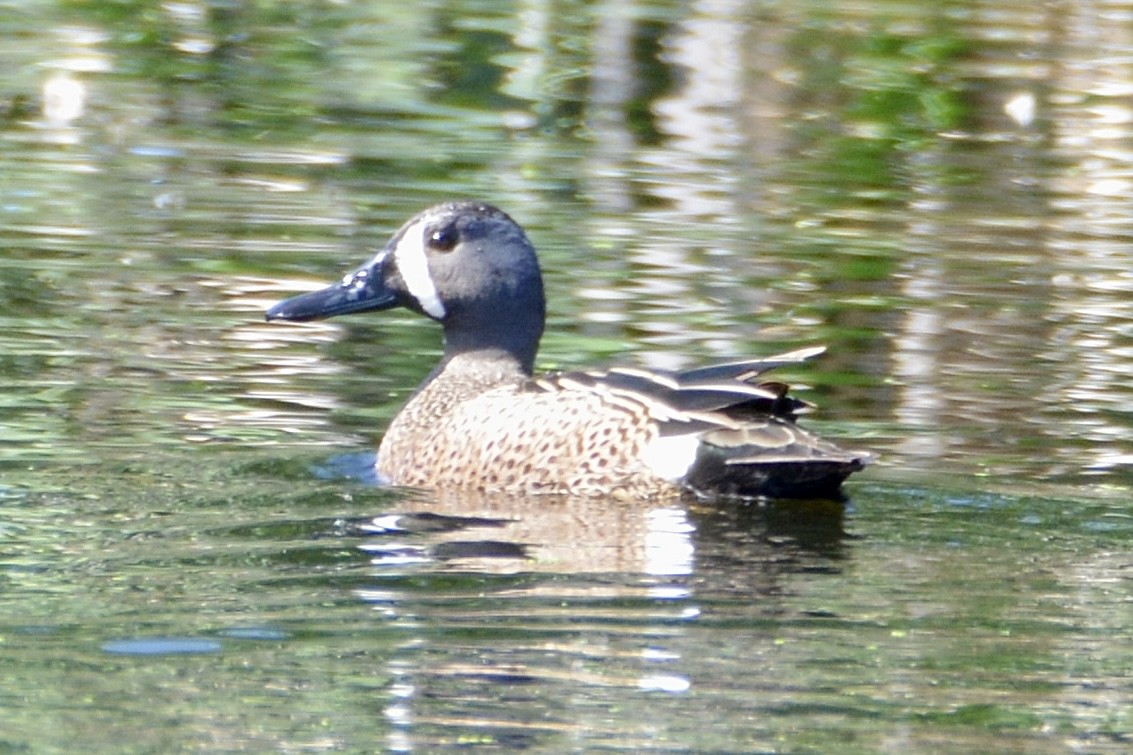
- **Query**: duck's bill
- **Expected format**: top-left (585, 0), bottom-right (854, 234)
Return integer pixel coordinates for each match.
top-left (265, 257), bottom-right (398, 323)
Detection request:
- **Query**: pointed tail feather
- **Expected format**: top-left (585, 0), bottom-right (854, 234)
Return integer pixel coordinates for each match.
top-left (683, 418), bottom-right (872, 499)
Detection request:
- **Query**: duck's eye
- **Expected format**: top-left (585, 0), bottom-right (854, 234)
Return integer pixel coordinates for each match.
top-left (427, 225), bottom-right (458, 252)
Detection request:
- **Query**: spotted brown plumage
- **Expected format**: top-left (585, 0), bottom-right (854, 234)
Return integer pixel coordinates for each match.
top-left (266, 201), bottom-right (871, 499)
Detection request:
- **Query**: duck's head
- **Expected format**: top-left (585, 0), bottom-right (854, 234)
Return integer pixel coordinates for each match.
top-left (266, 201), bottom-right (546, 372)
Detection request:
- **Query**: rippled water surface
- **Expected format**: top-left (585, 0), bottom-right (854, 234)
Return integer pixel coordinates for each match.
top-left (2, 0), bottom-right (1131, 751)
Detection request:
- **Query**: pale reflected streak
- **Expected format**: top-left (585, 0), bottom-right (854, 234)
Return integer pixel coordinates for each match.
top-left (645, 0), bottom-right (745, 220)
top-left (584, 0), bottom-right (761, 367)
top-left (893, 159), bottom-right (950, 462)
top-left (1044, 0), bottom-right (1133, 476)
top-left (643, 506), bottom-right (695, 577)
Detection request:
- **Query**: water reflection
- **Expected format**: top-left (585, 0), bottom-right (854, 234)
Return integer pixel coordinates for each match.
top-left (348, 484), bottom-right (850, 751)
top-left (648, 0), bottom-right (748, 220)
top-left (643, 506), bottom-right (695, 576)
top-left (1044, 3), bottom-right (1133, 477)
top-left (348, 485), bottom-right (846, 578)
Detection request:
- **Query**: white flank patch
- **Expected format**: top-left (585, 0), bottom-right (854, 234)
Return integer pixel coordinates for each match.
top-left (394, 221), bottom-right (446, 319)
top-left (641, 433), bottom-right (700, 482)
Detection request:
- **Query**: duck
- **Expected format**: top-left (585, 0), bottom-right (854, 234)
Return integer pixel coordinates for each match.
top-left (266, 201), bottom-right (870, 499)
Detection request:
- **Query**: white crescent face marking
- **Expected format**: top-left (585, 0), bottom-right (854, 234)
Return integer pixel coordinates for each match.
top-left (394, 220), bottom-right (446, 319)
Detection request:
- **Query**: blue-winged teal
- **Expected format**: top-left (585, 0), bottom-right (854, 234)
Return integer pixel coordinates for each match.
top-left (267, 201), bottom-right (870, 499)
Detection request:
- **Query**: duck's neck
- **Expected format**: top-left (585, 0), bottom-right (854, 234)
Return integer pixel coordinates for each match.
top-left (441, 316), bottom-right (543, 377)
top-left (402, 350), bottom-right (528, 428)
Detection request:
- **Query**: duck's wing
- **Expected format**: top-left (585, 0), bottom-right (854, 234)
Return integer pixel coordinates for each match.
top-left (537, 347), bottom-right (870, 499)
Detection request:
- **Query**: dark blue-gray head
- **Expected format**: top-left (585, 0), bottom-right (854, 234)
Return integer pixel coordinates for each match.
top-left (266, 201), bottom-right (546, 372)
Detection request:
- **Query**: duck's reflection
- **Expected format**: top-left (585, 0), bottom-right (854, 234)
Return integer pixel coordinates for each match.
top-left (340, 463), bottom-right (851, 751)
top-left (346, 481), bottom-right (849, 578)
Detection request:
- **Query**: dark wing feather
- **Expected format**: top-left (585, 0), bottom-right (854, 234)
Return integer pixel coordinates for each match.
top-left (674, 346), bottom-right (826, 383)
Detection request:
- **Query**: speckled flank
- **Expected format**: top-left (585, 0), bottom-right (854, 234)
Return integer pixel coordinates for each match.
top-left (378, 355), bottom-right (677, 498)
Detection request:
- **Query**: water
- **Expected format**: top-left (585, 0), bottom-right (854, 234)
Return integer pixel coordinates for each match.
top-left (2, 0), bottom-right (1132, 751)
